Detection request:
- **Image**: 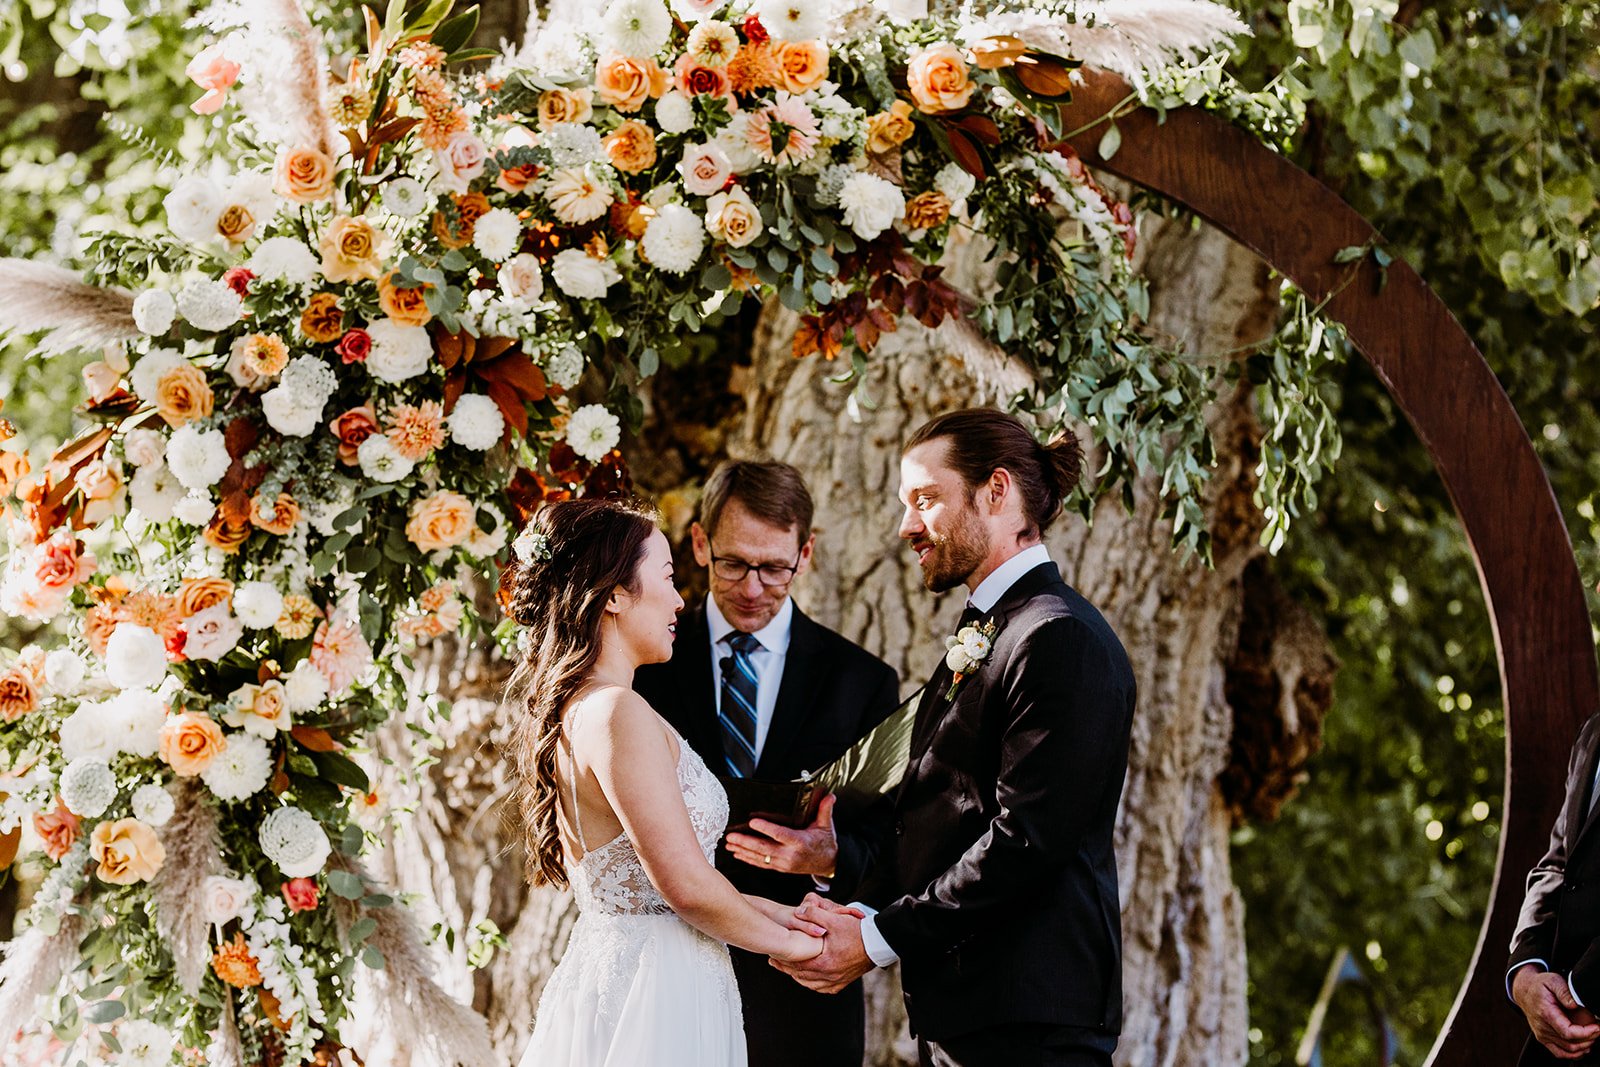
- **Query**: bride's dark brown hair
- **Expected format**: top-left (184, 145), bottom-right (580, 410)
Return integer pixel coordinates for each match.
top-left (503, 496), bottom-right (660, 888)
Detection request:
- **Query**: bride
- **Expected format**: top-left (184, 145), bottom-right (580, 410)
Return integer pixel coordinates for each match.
top-left (505, 497), bottom-right (825, 1066)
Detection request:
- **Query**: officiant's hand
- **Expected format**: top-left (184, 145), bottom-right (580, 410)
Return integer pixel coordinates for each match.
top-left (769, 892), bottom-right (874, 994)
top-left (726, 793), bottom-right (839, 877)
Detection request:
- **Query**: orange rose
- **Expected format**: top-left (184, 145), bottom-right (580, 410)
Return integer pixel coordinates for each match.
top-left (404, 490), bottom-right (475, 553)
top-left (0, 666), bottom-right (37, 721)
top-left (34, 798), bottom-right (80, 861)
top-left (604, 120), bottom-right (658, 175)
top-left (177, 576), bottom-right (234, 618)
top-left (329, 404), bottom-right (379, 465)
top-left (299, 293), bottom-right (344, 343)
top-left (159, 711), bottom-right (226, 777)
top-left (867, 100), bottom-right (916, 155)
top-left (904, 190), bottom-right (953, 229)
top-left (319, 215), bottom-right (389, 283)
top-left (155, 363), bottom-right (215, 428)
top-left (249, 491), bottom-right (301, 536)
top-left (378, 272), bottom-right (433, 327)
top-left (90, 818), bottom-right (166, 885)
top-left (594, 53), bottom-right (670, 113)
top-left (216, 203), bottom-right (256, 245)
top-left (537, 87), bottom-right (593, 128)
top-left (274, 145), bottom-right (336, 203)
top-left (776, 40), bottom-right (829, 94)
top-left (432, 191), bottom-right (491, 249)
top-left (203, 511), bottom-right (252, 555)
top-left (906, 42), bottom-right (973, 114)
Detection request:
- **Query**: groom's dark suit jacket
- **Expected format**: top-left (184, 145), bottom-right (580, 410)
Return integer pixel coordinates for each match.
top-left (634, 601), bottom-right (899, 1067)
top-left (852, 561), bottom-right (1136, 1044)
top-left (1509, 712), bottom-right (1600, 1065)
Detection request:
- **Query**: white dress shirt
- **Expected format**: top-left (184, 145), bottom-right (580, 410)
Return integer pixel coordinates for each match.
top-left (707, 595), bottom-right (794, 764)
top-left (857, 543), bottom-right (1055, 968)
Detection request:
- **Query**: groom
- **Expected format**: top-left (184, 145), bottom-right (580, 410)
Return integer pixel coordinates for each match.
top-left (774, 409), bottom-right (1137, 1067)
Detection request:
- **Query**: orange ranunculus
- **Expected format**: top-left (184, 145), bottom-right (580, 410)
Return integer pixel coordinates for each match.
top-left (404, 490), bottom-right (475, 553)
top-left (906, 42), bottom-right (974, 114)
top-left (216, 203), bottom-right (256, 245)
top-left (604, 120), bottom-right (658, 175)
top-left (274, 145), bottom-right (336, 203)
top-left (249, 492), bottom-right (301, 536)
top-left (378, 272), bottom-right (433, 327)
top-left (90, 818), bottom-right (165, 885)
top-left (155, 363), bottom-right (214, 428)
top-left (775, 40), bottom-right (829, 94)
top-left (177, 576), bottom-right (234, 618)
top-left (594, 53), bottom-right (670, 113)
top-left (159, 711), bottom-right (226, 777)
top-left (299, 293), bottom-right (344, 343)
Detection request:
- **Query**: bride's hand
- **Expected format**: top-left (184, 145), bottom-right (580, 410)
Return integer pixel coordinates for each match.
top-left (772, 928), bottom-right (825, 963)
top-left (747, 896), bottom-right (827, 937)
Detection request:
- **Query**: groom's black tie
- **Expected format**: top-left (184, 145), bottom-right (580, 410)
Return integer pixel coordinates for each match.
top-left (719, 631), bottom-right (762, 778)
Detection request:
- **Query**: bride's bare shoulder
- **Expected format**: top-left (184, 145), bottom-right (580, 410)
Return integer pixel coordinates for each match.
top-left (569, 685), bottom-right (676, 755)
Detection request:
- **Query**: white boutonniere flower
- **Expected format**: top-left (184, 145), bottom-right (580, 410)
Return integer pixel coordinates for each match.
top-left (943, 619), bottom-right (998, 701)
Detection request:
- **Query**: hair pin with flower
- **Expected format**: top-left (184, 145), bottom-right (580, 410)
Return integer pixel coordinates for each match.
top-left (514, 527), bottom-right (552, 564)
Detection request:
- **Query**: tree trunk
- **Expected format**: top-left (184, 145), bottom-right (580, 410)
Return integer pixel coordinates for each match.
top-left (347, 216), bottom-right (1335, 1066)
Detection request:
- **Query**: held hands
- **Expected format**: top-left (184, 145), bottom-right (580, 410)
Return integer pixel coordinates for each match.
top-left (726, 794), bottom-right (841, 877)
top-left (769, 893), bottom-right (875, 994)
top-left (749, 895), bottom-right (827, 963)
top-left (1513, 965), bottom-right (1600, 1060)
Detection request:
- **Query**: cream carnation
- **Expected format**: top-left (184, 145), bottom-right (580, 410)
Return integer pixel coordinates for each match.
top-left (248, 236), bottom-right (320, 285)
top-left (473, 207), bottom-right (522, 260)
top-left (565, 404), bottom-right (622, 463)
top-left (233, 581), bottom-right (284, 628)
top-left (59, 758), bottom-right (116, 818)
top-left (655, 91), bottom-right (694, 134)
top-left (605, 0), bottom-right (672, 56)
top-left (176, 278), bottom-right (244, 331)
top-left (130, 463), bottom-right (185, 523)
top-left (129, 348), bottom-right (188, 402)
top-left (356, 434), bottom-right (415, 482)
top-left (550, 249), bottom-right (621, 298)
top-left (365, 320), bottom-right (434, 383)
top-left (166, 425), bottom-right (231, 491)
top-left (106, 623), bottom-right (169, 690)
top-left (44, 649), bottom-right (86, 695)
top-left (447, 394), bottom-right (506, 450)
top-left (131, 782), bottom-right (176, 826)
top-left (837, 171), bottom-right (905, 240)
top-left (259, 805), bottom-right (332, 878)
top-left (201, 733), bottom-right (273, 802)
top-left (641, 203), bottom-right (705, 273)
top-left (132, 289), bottom-right (176, 335)
top-left (283, 659), bottom-right (329, 713)
top-left (261, 386), bottom-right (323, 437)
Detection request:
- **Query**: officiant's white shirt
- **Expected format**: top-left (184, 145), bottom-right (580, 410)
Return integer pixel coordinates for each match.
top-left (707, 594), bottom-right (793, 763)
top-left (858, 543), bottom-right (1054, 968)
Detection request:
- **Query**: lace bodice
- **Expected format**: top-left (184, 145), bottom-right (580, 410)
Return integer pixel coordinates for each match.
top-left (567, 730), bottom-right (729, 916)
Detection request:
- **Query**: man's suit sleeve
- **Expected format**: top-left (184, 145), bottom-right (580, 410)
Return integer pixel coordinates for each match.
top-left (873, 615), bottom-right (1130, 963)
top-left (826, 661), bottom-right (901, 903)
top-left (1507, 719), bottom-right (1591, 996)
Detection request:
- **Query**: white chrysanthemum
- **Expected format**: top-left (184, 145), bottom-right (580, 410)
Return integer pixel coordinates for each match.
top-left (164, 174), bottom-right (224, 245)
top-left (131, 783), bottom-right (176, 827)
top-left (837, 171), bottom-right (905, 240)
top-left (234, 581), bottom-right (284, 629)
top-left (173, 492), bottom-right (217, 526)
top-left (175, 278), bottom-right (244, 332)
top-left (541, 165), bottom-right (614, 224)
top-left (550, 249), bottom-right (622, 299)
top-left (365, 320), bottom-right (434, 383)
top-left (44, 649), bottom-right (86, 695)
top-left (248, 236), bottom-right (320, 286)
top-left (356, 434), bottom-right (415, 483)
top-left (544, 345), bottom-right (585, 389)
top-left (59, 758), bottom-right (116, 819)
top-left (383, 177), bottom-right (430, 217)
top-left (165, 424), bottom-right (231, 491)
top-left (123, 426), bottom-right (167, 468)
top-left (641, 203), bottom-right (706, 274)
top-left (129, 348), bottom-right (188, 403)
top-left (540, 123), bottom-right (607, 169)
top-left (473, 207), bottom-right (522, 261)
top-left (280, 354), bottom-right (338, 405)
top-left (259, 805), bottom-right (332, 878)
top-left (283, 659), bottom-right (329, 713)
top-left (132, 289), bottom-right (176, 335)
top-left (933, 161), bottom-right (976, 206)
top-left (655, 91), bottom-right (694, 134)
top-left (59, 701), bottom-right (116, 762)
top-left (106, 624), bottom-right (169, 690)
top-left (447, 394), bottom-right (506, 451)
top-left (751, 0), bottom-right (829, 40)
top-left (202, 733), bottom-right (273, 802)
top-left (130, 462), bottom-right (186, 523)
top-left (115, 1019), bottom-right (175, 1067)
top-left (565, 404), bottom-right (622, 463)
top-left (261, 387), bottom-right (321, 437)
top-left (605, 0), bottom-right (672, 56)
top-left (108, 689), bottom-right (167, 759)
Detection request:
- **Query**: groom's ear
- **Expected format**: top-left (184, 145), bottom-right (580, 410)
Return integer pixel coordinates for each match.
top-left (984, 468), bottom-right (1016, 513)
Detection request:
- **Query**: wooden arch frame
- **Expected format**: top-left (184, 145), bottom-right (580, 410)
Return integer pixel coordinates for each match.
top-left (1054, 72), bottom-right (1598, 1063)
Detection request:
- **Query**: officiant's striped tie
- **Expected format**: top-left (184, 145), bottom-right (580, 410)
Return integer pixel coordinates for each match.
top-left (719, 632), bottom-right (762, 778)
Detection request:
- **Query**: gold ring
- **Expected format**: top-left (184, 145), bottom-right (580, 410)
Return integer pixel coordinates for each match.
top-left (764, 854), bottom-right (772, 865)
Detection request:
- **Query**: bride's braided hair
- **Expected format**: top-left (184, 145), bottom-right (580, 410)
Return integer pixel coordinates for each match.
top-left (503, 496), bottom-right (659, 888)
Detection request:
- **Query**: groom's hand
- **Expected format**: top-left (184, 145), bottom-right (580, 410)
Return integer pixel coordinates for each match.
top-left (726, 794), bottom-right (840, 877)
top-left (1513, 966), bottom-right (1600, 1059)
top-left (769, 892), bottom-right (874, 994)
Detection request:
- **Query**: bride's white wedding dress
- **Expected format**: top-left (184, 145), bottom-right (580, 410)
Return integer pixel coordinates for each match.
top-left (520, 728), bottom-right (747, 1066)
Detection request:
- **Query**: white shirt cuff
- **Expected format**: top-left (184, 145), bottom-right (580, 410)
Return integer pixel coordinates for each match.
top-left (854, 904), bottom-right (899, 967)
top-left (1571, 972), bottom-right (1588, 1011)
top-left (1508, 959), bottom-right (1548, 1000)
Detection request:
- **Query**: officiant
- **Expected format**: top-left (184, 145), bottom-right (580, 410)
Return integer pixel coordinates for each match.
top-left (635, 459), bottom-right (901, 1067)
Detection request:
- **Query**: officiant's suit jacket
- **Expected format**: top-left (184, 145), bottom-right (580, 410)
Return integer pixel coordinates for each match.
top-left (857, 561), bottom-right (1136, 1045)
top-left (634, 601), bottom-right (899, 1067)
top-left (1509, 712), bottom-right (1600, 1065)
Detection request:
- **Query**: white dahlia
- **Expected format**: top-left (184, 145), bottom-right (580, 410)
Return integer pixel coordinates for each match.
top-left (605, 0), bottom-right (672, 56)
top-left (383, 177), bottom-right (430, 217)
top-left (473, 207), bottom-right (523, 261)
top-left (447, 394), bottom-right (506, 451)
top-left (641, 203), bottom-right (706, 273)
top-left (115, 1019), bottom-right (176, 1067)
top-left (542, 165), bottom-right (614, 225)
top-left (283, 659), bottom-right (329, 713)
top-left (201, 733), bottom-right (273, 802)
top-left (565, 404), bottom-right (622, 463)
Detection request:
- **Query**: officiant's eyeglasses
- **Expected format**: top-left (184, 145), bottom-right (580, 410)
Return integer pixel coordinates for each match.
top-left (708, 543), bottom-right (801, 587)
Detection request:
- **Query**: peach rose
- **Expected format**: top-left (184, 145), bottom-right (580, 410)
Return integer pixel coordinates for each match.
top-left (160, 711), bottom-right (226, 777)
top-left (90, 818), bottom-right (166, 885)
top-left (378, 273), bottom-right (433, 327)
top-left (537, 87), bottom-right (594, 128)
top-left (595, 53), bottom-right (671, 113)
top-left (604, 120), bottom-right (658, 175)
top-left (35, 529), bottom-right (96, 591)
top-left (299, 293), bottom-right (344, 343)
top-left (155, 363), bottom-right (214, 428)
top-left (0, 666), bottom-right (37, 722)
top-left (404, 490), bottom-right (475, 553)
top-left (705, 187), bottom-right (763, 247)
top-left (906, 42), bottom-right (973, 114)
top-left (329, 405), bottom-right (379, 465)
top-left (177, 576), bottom-right (234, 618)
top-left (867, 100), bottom-right (916, 155)
top-left (274, 145), bottom-right (335, 204)
top-left (904, 189), bottom-right (953, 229)
top-left (776, 40), bottom-right (829, 94)
top-left (319, 214), bottom-right (389, 284)
top-left (249, 492), bottom-right (301, 536)
top-left (216, 203), bottom-right (256, 245)
top-left (34, 799), bottom-right (80, 861)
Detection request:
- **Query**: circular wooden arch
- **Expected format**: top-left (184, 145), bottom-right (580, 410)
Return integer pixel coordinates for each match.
top-left (1054, 71), bottom-right (1599, 1063)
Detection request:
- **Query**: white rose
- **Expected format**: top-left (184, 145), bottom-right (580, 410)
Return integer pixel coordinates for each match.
top-left (933, 161), bottom-right (976, 206)
top-left (465, 504), bottom-right (508, 558)
top-left (679, 142), bottom-right (733, 197)
top-left (365, 320), bottom-right (434, 383)
top-left (165, 425), bottom-right (231, 491)
top-left (106, 624), bottom-right (169, 690)
top-left (108, 689), bottom-right (167, 759)
top-left (123, 427), bottom-right (167, 468)
top-left (550, 249), bottom-right (621, 299)
top-left (163, 174), bottom-right (224, 245)
top-left (44, 649), bottom-right (86, 695)
top-left (282, 659), bottom-right (329, 713)
top-left (497, 253), bottom-right (545, 304)
top-left (261, 386), bottom-right (324, 437)
top-left (447, 394), bottom-right (506, 451)
top-left (132, 289), bottom-right (176, 335)
top-left (943, 642), bottom-right (976, 674)
top-left (837, 171), bottom-right (905, 240)
top-left (200, 874), bottom-right (257, 927)
top-left (233, 581), bottom-right (284, 629)
top-left (655, 91), bottom-right (695, 134)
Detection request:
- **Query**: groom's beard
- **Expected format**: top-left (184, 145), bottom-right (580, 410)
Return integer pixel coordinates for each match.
top-left (919, 508), bottom-right (988, 593)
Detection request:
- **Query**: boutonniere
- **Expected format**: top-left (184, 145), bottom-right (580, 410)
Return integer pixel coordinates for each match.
top-left (943, 620), bottom-right (998, 701)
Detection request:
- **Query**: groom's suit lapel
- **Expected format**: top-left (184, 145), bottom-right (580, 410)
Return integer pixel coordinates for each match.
top-left (1569, 725), bottom-right (1600, 858)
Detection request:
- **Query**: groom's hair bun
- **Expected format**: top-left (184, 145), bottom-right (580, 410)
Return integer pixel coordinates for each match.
top-left (905, 408), bottom-right (1082, 537)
